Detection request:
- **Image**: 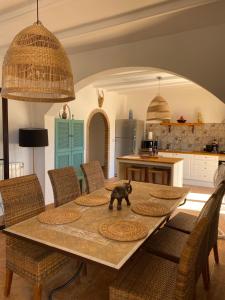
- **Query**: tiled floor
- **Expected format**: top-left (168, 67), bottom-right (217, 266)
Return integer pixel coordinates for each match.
top-left (0, 185), bottom-right (225, 300)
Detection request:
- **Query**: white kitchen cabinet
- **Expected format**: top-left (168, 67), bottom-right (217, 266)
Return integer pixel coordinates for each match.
top-left (190, 155), bottom-right (218, 184)
top-left (172, 153), bottom-right (192, 179)
top-left (159, 152), bottom-right (192, 180)
top-left (159, 151), bottom-right (218, 187)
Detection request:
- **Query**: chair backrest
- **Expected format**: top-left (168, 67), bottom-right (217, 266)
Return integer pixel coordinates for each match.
top-left (0, 174), bottom-right (45, 227)
top-left (196, 181), bottom-right (225, 253)
top-left (81, 160), bottom-right (105, 193)
top-left (175, 217), bottom-right (209, 300)
top-left (48, 167), bottom-right (81, 207)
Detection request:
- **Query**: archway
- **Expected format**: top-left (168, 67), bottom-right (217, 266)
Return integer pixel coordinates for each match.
top-left (86, 109), bottom-right (110, 179)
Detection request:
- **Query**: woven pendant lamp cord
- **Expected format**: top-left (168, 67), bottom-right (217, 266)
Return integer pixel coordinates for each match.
top-left (157, 76), bottom-right (161, 96)
top-left (37, 0), bottom-right (39, 23)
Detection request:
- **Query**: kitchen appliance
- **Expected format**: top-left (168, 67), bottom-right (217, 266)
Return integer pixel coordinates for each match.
top-left (205, 144), bottom-right (213, 152)
top-left (115, 119), bottom-right (144, 174)
top-left (204, 140), bottom-right (219, 153)
top-left (141, 140), bottom-right (158, 156)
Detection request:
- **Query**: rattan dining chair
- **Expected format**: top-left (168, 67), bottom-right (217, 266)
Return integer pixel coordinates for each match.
top-left (81, 160), bottom-right (105, 193)
top-left (144, 181), bottom-right (225, 290)
top-left (1, 175), bottom-right (70, 300)
top-left (48, 167), bottom-right (81, 207)
top-left (165, 165), bottom-right (225, 261)
top-left (110, 217), bottom-right (209, 300)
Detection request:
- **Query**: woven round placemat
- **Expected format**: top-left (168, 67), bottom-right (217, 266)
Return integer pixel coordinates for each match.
top-left (149, 188), bottom-right (184, 199)
top-left (74, 195), bottom-right (109, 206)
top-left (105, 182), bottom-right (122, 191)
top-left (132, 201), bottom-right (171, 217)
top-left (38, 208), bottom-right (81, 225)
top-left (98, 220), bottom-right (148, 242)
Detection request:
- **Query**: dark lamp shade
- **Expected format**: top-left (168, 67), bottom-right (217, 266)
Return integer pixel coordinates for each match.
top-left (19, 128), bottom-right (48, 147)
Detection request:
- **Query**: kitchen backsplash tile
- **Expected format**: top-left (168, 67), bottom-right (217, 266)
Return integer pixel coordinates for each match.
top-left (146, 123), bottom-right (225, 151)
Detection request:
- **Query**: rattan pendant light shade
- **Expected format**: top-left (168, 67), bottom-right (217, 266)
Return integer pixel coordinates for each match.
top-left (146, 95), bottom-right (171, 121)
top-left (1, 22), bottom-right (75, 102)
top-left (146, 76), bottom-right (171, 121)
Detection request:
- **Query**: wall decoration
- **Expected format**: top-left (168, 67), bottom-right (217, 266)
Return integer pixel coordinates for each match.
top-left (97, 89), bottom-right (104, 108)
top-left (197, 112), bottom-right (204, 123)
top-left (59, 104), bottom-right (71, 119)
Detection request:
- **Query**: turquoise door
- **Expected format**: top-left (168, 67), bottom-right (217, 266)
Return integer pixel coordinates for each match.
top-left (55, 119), bottom-right (84, 178)
top-left (71, 120), bottom-right (84, 178)
top-left (55, 119), bottom-right (71, 168)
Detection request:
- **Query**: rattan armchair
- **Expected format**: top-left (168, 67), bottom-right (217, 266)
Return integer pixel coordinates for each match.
top-left (110, 218), bottom-right (209, 300)
top-left (1, 175), bottom-right (70, 300)
top-left (144, 181), bottom-right (225, 290)
top-left (81, 161), bottom-right (105, 193)
top-left (48, 167), bottom-right (81, 207)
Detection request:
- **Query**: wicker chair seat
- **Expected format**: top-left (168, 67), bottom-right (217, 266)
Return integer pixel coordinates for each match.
top-left (110, 251), bottom-right (177, 300)
top-left (6, 237), bottom-right (69, 284)
top-left (144, 227), bottom-right (189, 263)
top-left (166, 212), bottom-right (197, 233)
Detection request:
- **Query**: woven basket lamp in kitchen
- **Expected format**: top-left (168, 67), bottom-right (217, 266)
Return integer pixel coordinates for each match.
top-left (146, 95), bottom-right (171, 121)
top-left (1, 21), bottom-right (75, 102)
top-left (146, 76), bottom-right (171, 121)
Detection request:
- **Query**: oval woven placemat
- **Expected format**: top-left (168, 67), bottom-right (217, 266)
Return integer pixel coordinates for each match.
top-left (74, 195), bottom-right (109, 206)
top-left (98, 220), bottom-right (148, 242)
top-left (149, 187), bottom-right (184, 199)
top-left (132, 201), bottom-right (171, 217)
top-left (105, 182), bottom-right (121, 191)
top-left (38, 208), bottom-right (81, 225)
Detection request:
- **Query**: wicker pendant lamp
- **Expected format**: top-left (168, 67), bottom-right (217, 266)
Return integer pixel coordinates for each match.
top-left (1, 0), bottom-right (75, 103)
top-left (146, 76), bottom-right (171, 121)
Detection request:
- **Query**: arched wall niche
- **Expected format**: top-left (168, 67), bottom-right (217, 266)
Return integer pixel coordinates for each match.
top-left (86, 109), bottom-right (110, 178)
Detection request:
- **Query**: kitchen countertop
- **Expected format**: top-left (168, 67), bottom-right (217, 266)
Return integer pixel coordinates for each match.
top-left (117, 155), bottom-right (183, 164)
top-left (159, 150), bottom-right (225, 160)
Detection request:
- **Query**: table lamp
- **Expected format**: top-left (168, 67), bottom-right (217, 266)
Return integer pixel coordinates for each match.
top-left (19, 128), bottom-right (48, 173)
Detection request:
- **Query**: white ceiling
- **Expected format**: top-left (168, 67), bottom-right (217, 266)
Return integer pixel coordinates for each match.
top-left (0, 0), bottom-right (223, 56)
top-left (92, 69), bottom-right (191, 93)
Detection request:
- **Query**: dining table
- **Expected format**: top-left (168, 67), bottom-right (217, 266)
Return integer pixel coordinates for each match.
top-left (3, 181), bottom-right (189, 270)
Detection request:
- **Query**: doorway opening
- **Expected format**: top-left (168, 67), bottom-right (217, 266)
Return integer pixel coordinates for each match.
top-left (87, 109), bottom-right (110, 178)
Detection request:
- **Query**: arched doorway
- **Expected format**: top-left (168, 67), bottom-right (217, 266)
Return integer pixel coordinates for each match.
top-left (86, 109), bottom-right (110, 179)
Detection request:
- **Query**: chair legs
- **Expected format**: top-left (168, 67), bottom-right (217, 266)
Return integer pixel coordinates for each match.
top-left (33, 284), bottom-right (42, 300)
top-left (213, 242), bottom-right (219, 264)
top-left (4, 268), bottom-right (13, 297)
top-left (202, 258), bottom-right (210, 290)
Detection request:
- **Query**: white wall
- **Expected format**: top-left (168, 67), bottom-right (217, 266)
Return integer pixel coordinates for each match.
top-left (89, 113), bottom-right (105, 166)
top-left (44, 85), bottom-right (127, 203)
top-left (122, 84), bottom-right (225, 123)
top-left (0, 101), bottom-right (33, 177)
top-left (0, 100), bottom-right (51, 190)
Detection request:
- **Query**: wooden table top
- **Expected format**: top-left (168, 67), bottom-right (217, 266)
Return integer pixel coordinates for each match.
top-left (4, 181), bottom-right (189, 269)
top-left (117, 155), bottom-right (183, 164)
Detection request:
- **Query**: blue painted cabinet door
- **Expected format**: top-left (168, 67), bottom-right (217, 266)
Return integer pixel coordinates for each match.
top-left (71, 120), bottom-right (84, 177)
top-left (55, 119), bottom-right (84, 177)
top-left (55, 119), bottom-right (71, 168)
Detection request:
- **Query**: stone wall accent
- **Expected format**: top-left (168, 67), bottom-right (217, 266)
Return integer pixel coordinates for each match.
top-left (146, 123), bottom-right (225, 152)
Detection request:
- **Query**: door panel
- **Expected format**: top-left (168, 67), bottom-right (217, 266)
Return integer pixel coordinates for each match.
top-left (56, 152), bottom-right (71, 169)
top-left (71, 120), bottom-right (84, 149)
top-left (55, 119), bottom-right (84, 178)
top-left (55, 119), bottom-right (71, 152)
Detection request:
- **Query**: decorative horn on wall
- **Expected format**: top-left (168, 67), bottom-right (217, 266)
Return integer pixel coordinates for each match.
top-left (97, 89), bottom-right (104, 108)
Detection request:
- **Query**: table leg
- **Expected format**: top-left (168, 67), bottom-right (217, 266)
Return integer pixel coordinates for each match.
top-left (48, 262), bottom-right (84, 300)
